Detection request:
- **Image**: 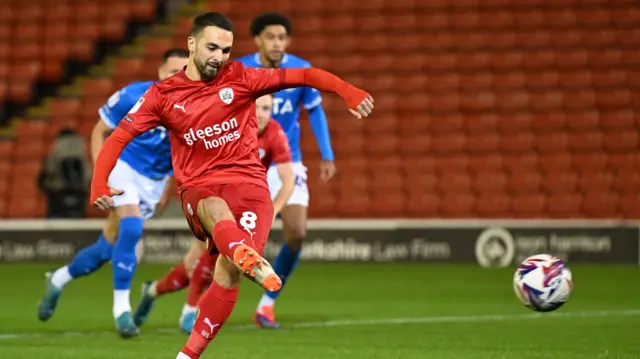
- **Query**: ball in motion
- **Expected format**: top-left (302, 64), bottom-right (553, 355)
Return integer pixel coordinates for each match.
top-left (513, 254), bottom-right (573, 312)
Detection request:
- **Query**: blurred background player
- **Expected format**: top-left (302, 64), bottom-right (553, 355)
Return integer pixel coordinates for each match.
top-left (236, 12), bottom-right (335, 329)
top-left (37, 49), bottom-right (189, 338)
top-left (132, 93), bottom-right (295, 334)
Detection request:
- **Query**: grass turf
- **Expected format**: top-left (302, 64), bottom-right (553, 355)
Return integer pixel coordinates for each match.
top-left (0, 262), bottom-right (637, 359)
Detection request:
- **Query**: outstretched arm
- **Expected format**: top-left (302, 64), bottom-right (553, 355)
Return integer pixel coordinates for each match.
top-left (91, 84), bottom-right (164, 209)
top-left (245, 67), bottom-right (374, 119)
top-left (90, 127), bottom-right (134, 208)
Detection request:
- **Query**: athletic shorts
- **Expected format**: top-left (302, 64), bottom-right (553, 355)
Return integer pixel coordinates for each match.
top-left (108, 159), bottom-right (169, 219)
top-left (266, 161), bottom-right (309, 207)
top-left (179, 183), bottom-right (274, 255)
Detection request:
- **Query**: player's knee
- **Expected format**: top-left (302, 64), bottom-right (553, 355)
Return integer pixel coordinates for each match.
top-left (284, 222), bottom-right (306, 248)
top-left (213, 256), bottom-right (242, 288)
top-left (198, 197), bottom-right (235, 226)
top-left (102, 212), bottom-right (120, 244)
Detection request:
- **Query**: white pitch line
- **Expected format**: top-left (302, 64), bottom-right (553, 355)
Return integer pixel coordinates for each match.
top-left (1, 309), bottom-right (639, 340)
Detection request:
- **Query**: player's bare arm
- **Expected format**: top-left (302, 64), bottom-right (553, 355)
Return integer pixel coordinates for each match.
top-left (272, 161), bottom-right (294, 220)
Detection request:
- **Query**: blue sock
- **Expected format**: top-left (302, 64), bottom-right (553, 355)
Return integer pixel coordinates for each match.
top-left (112, 216), bottom-right (144, 291)
top-left (67, 234), bottom-right (113, 278)
top-left (265, 243), bottom-right (301, 300)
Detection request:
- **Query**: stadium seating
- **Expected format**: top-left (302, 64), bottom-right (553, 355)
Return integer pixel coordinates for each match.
top-left (1, 0), bottom-right (638, 219)
top-left (0, 0), bottom-right (158, 218)
top-left (223, 0), bottom-right (637, 219)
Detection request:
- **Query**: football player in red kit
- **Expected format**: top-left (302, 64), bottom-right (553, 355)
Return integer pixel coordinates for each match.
top-left (90, 12), bottom-right (373, 358)
top-left (132, 93), bottom-right (294, 334)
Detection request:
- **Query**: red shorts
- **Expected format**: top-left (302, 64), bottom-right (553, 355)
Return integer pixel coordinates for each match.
top-left (180, 183), bottom-right (274, 255)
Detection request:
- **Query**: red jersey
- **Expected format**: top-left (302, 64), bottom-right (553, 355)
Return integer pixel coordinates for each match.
top-left (258, 119), bottom-right (292, 169)
top-left (118, 62), bottom-right (288, 191)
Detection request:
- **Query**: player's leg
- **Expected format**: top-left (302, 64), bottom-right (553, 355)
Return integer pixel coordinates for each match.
top-left (111, 203), bottom-right (144, 337)
top-left (179, 249), bottom-right (218, 334)
top-left (178, 254), bottom-right (241, 359)
top-left (37, 212), bottom-right (118, 321)
top-left (178, 185), bottom-right (274, 359)
top-left (255, 164), bottom-right (309, 328)
top-left (107, 159), bottom-right (156, 337)
top-left (133, 240), bottom-right (201, 327)
top-left (190, 194), bottom-right (279, 290)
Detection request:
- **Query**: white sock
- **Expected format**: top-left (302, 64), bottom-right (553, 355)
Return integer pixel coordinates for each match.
top-left (181, 303), bottom-right (196, 316)
top-left (50, 266), bottom-right (73, 289)
top-left (257, 294), bottom-right (275, 311)
top-left (113, 289), bottom-right (131, 318)
top-left (148, 281), bottom-right (158, 297)
top-left (177, 352), bottom-right (192, 359)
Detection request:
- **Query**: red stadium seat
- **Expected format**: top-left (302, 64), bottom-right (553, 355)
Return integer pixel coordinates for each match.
top-left (468, 154), bottom-right (503, 173)
top-left (438, 172), bottom-right (472, 193)
top-left (507, 172), bottom-right (543, 194)
top-left (440, 192), bottom-right (475, 217)
top-left (559, 70), bottom-right (591, 88)
top-left (572, 153), bottom-right (608, 172)
top-left (512, 194), bottom-right (547, 217)
top-left (473, 172), bottom-right (507, 193)
top-left (476, 194), bottom-right (511, 218)
top-left (503, 152), bottom-right (538, 172)
top-left (434, 155), bottom-right (469, 173)
top-left (547, 193), bottom-right (583, 217)
top-left (538, 153), bottom-right (572, 172)
top-left (582, 192), bottom-right (619, 218)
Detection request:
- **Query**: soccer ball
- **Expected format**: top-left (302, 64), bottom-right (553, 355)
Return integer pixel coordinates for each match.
top-left (512, 254), bottom-right (573, 312)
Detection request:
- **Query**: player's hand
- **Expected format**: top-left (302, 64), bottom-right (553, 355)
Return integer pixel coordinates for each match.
top-left (92, 188), bottom-right (124, 211)
top-left (319, 160), bottom-right (336, 182)
top-left (349, 95), bottom-right (374, 119)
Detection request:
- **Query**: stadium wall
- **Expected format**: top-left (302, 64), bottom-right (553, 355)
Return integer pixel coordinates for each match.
top-left (0, 219), bottom-right (637, 266)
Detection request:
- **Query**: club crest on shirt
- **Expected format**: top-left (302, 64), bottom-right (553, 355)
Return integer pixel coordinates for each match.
top-left (219, 88), bottom-right (234, 104)
top-left (258, 148), bottom-right (266, 159)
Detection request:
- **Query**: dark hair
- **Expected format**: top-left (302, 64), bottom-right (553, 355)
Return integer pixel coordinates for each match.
top-left (161, 48), bottom-right (189, 62)
top-left (190, 12), bottom-right (234, 36)
top-left (250, 12), bottom-right (292, 37)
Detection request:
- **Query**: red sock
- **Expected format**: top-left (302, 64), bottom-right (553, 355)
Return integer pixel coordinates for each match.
top-left (186, 252), bottom-right (218, 307)
top-left (211, 220), bottom-right (257, 258)
top-left (155, 263), bottom-right (189, 296)
top-left (180, 280), bottom-right (239, 358)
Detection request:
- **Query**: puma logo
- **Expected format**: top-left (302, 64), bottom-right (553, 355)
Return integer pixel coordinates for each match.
top-left (203, 317), bottom-right (219, 334)
top-left (173, 101), bottom-right (187, 113)
top-left (228, 239), bottom-right (246, 250)
top-left (117, 262), bottom-right (134, 272)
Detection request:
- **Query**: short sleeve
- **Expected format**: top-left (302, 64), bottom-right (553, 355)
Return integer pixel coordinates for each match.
top-left (117, 84), bottom-right (163, 136)
top-left (271, 127), bottom-right (292, 164)
top-left (242, 66), bottom-right (287, 98)
top-left (98, 88), bottom-right (137, 129)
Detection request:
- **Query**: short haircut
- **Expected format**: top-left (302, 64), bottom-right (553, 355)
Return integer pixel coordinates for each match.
top-left (250, 12), bottom-right (292, 37)
top-left (190, 12), bottom-right (235, 36)
top-left (161, 48), bottom-right (189, 62)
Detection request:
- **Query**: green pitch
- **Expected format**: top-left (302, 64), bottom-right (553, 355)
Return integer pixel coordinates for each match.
top-left (0, 262), bottom-right (638, 359)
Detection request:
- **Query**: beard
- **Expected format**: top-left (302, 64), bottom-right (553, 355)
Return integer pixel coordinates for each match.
top-left (195, 57), bottom-right (222, 81)
top-left (266, 50), bottom-right (284, 67)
